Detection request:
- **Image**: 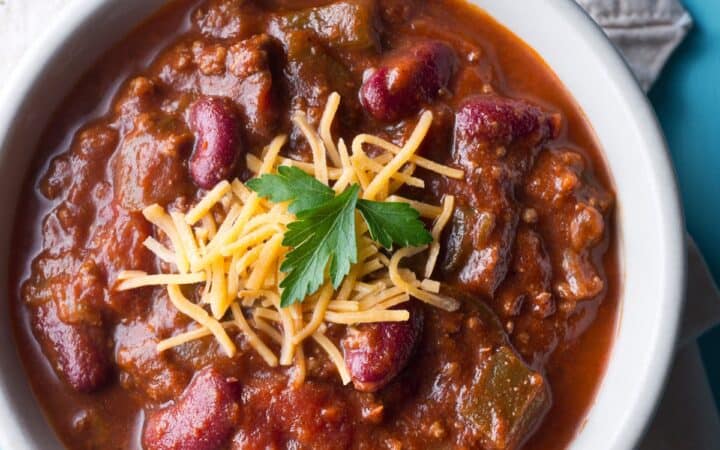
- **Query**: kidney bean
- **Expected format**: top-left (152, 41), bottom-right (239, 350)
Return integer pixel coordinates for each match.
top-left (454, 95), bottom-right (560, 150)
top-left (143, 367), bottom-right (241, 450)
top-left (31, 301), bottom-right (110, 393)
top-left (341, 303), bottom-right (424, 392)
top-left (360, 41), bottom-right (457, 122)
top-left (187, 96), bottom-right (243, 189)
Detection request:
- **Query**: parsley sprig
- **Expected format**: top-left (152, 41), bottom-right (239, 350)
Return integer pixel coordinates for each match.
top-left (247, 167), bottom-right (432, 306)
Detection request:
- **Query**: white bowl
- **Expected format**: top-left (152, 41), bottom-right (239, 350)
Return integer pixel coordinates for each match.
top-left (0, 1), bottom-right (686, 449)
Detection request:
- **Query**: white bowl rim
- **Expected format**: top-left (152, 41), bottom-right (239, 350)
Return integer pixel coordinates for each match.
top-left (534, 1), bottom-right (686, 447)
top-left (0, 0), bottom-right (686, 449)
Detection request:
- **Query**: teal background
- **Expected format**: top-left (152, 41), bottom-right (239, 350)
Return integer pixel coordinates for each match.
top-left (649, 0), bottom-right (720, 408)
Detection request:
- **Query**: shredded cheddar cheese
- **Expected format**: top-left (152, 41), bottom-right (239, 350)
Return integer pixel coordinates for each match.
top-left (115, 93), bottom-right (463, 385)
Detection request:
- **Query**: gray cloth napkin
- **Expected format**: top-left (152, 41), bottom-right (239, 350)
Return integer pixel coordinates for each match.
top-left (0, 0), bottom-right (717, 449)
top-left (638, 238), bottom-right (720, 449)
top-left (578, 0), bottom-right (693, 90)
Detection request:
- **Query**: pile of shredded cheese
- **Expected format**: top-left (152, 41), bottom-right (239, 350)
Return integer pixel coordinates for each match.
top-left (115, 93), bottom-right (464, 385)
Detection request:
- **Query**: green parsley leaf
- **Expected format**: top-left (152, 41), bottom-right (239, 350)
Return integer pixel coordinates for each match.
top-left (246, 165), bottom-right (334, 213)
top-left (357, 199), bottom-right (433, 250)
top-left (278, 184), bottom-right (360, 306)
top-left (246, 165), bottom-right (434, 305)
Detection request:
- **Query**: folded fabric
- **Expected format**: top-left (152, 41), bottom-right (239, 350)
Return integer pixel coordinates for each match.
top-left (578, 0), bottom-right (693, 90)
top-left (682, 237), bottom-right (720, 344)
